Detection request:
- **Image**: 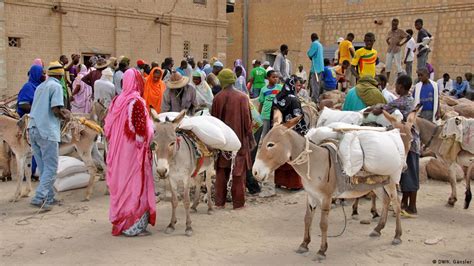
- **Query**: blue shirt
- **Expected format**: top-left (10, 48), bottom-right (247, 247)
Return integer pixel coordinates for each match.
top-left (453, 81), bottom-right (468, 98)
top-left (176, 67), bottom-right (186, 76)
top-left (28, 77), bottom-right (64, 142)
top-left (322, 66), bottom-right (337, 90)
top-left (307, 40), bottom-right (324, 74)
top-left (415, 82), bottom-right (435, 111)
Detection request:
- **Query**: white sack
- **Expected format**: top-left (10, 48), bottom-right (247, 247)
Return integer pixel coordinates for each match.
top-left (179, 116), bottom-right (227, 148)
top-left (355, 129), bottom-right (405, 176)
top-left (361, 109), bottom-right (403, 127)
top-left (194, 109), bottom-right (210, 116)
top-left (306, 127), bottom-right (340, 145)
top-left (54, 172), bottom-right (90, 192)
top-left (57, 156), bottom-right (87, 179)
top-left (199, 116), bottom-right (241, 151)
top-left (338, 132), bottom-right (364, 176)
top-left (317, 107), bottom-right (363, 127)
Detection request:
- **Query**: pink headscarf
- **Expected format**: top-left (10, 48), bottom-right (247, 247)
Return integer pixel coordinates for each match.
top-left (104, 68), bottom-right (155, 236)
top-left (32, 58), bottom-right (44, 67)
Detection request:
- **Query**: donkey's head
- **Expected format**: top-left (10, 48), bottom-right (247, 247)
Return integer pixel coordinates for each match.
top-left (149, 109), bottom-right (186, 179)
top-left (253, 116), bottom-right (302, 181)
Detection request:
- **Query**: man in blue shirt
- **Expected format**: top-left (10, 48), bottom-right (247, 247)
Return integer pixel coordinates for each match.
top-left (451, 76), bottom-right (468, 99)
top-left (28, 61), bottom-right (71, 211)
top-left (307, 33), bottom-right (324, 102)
top-left (321, 58), bottom-right (337, 91)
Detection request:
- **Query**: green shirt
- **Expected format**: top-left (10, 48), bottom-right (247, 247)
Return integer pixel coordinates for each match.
top-left (250, 66), bottom-right (267, 89)
top-left (258, 83), bottom-right (282, 120)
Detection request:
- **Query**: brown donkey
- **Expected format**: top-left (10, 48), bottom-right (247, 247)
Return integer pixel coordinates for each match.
top-left (253, 116), bottom-right (403, 261)
top-left (415, 117), bottom-right (472, 208)
top-left (150, 110), bottom-right (215, 236)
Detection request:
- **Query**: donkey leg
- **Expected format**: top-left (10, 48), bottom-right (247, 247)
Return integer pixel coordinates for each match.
top-left (191, 174), bottom-right (202, 213)
top-left (370, 187), bottom-right (390, 237)
top-left (205, 172), bottom-right (214, 214)
top-left (23, 154), bottom-right (33, 197)
top-left (352, 198), bottom-right (359, 218)
top-left (165, 179), bottom-right (178, 234)
top-left (464, 162), bottom-right (473, 209)
top-left (82, 152), bottom-right (97, 202)
top-left (314, 197), bottom-right (331, 261)
top-left (388, 184), bottom-right (402, 245)
top-left (370, 192), bottom-right (380, 219)
top-left (11, 155), bottom-right (25, 202)
top-left (183, 179), bottom-right (193, 237)
top-left (296, 195), bottom-right (317, 254)
top-left (447, 163), bottom-right (458, 206)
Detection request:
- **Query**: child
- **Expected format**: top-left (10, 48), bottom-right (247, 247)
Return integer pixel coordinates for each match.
top-left (376, 74), bottom-right (397, 103)
top-left (249, 60), bottom-right (267, 98)
top-left (413, 68), bottom-right (439, 122)
top-left (351, 32), bottom-right (378, 79)
top-left (234, 66), bottom-right (248, 95)
top-left (258, 70), bottom-right (282, 139)
top-left (451, 76), bottom-right (468, 99)
top-left (374, 75), bottom-right (420, 216)
top-left (321, 58), bottom-right (337, 91)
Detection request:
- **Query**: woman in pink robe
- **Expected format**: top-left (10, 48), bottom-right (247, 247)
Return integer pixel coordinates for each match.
top-left (104, 68), bottom-right (156, 236)
top-left (71, 64), bottom-right (93, 113)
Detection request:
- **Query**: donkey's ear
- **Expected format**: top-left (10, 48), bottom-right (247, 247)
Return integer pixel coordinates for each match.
top-left (150, 108), bottom-right (160, 122)
top-left (172, 110), bottom-right (186, 125)
top-left (273, 109), bottom-right (283, 126)
top-left (283, 115), bottom-right (302, 129)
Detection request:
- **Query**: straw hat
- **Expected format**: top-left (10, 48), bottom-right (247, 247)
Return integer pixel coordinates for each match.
top-left (95, 58), bottom-right (111, 69)
top-left (47, 61), bottom-right (65, 76)
top-left (166, 72), bottom-right (190, 89)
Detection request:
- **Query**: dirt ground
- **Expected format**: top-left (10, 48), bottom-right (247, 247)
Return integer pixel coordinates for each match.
top-left (1, 179), bottom-right (473, 265)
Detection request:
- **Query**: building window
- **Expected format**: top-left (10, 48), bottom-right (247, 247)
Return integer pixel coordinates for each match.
top-left (8, 37), bottom-right (21, 48)
top-left (203, 44), bottom-right (209, 60)
top-left (193, 0), bottom-right (206, 5)
top-left (183, 41), bottom-right (190, 58)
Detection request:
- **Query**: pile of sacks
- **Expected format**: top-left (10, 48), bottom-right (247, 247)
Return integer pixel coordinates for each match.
top-left (316, 107), bottom-right (403, 128)
top-left (308, 108), bottom-right (406, 182)
top-left (158, 112), bottom-right (241, 152)
top-left (54, 156), bottom-right (90, 192)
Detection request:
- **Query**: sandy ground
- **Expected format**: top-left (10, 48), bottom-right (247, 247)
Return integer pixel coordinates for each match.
top-left (1, 178), bottom-right (473, 265)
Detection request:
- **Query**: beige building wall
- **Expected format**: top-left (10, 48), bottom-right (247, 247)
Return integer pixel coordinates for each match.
top-left (228, 0), bottom-right (473, 82)
top-left (1, 0), bottom-right (228, 98)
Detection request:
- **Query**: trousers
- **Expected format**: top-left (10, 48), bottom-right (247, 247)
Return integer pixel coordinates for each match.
top-left (215, 167), bottom-right (245, 209)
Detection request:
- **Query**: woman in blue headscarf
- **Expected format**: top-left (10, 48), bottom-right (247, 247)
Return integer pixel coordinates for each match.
top-left (17, 65), bottom-right (44, 117)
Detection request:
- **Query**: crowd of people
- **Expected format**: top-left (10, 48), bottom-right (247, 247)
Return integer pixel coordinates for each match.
top-left (14, 17), bottom-right (473, 236)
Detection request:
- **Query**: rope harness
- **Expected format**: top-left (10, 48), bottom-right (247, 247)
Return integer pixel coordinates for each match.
top-left (288, 136), bottom-right (313, 180)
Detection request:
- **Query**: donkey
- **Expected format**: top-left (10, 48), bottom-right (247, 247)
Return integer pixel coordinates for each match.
top-left (150, 110), bottom-right (215, 236)
top-left (2, 113), bottom-right (104, 202)
top-left (253, 116), bottom-right (404, 261)
top-left (415, 117), bottom-right (472, 208)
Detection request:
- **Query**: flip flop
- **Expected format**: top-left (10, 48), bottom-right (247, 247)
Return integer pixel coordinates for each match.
top-left (400, 210), bottom-right (416, 218)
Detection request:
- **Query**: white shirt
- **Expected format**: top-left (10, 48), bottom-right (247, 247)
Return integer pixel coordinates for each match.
top-left (437, 78), bottom-right (454, 93)
top-left (113, 70), bottom-right (124, 95)
top-left (94, 77), bottom-right (116, 108)
top-left (405, 37), bottom-right (416, 62)
top-left (295, 70), bottom-right (308, 82)
top-left (382, 88), bottom-right (397, 103)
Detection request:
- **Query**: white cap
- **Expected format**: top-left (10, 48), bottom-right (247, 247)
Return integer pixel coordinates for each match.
top-left (337, 37), bottom-right (344, 43)
top-left (251, 59), bottom-right (256, 65)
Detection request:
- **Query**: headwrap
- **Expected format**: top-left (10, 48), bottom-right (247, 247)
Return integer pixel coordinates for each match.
top-left (32, 58), bottom-right (44, 67)
top-left (355, 75), bottom-right (387, 106)
top-left (47, 61), bottom-right (65, 76)
top-left (217, 68), bottom-right (237, 89)
top-left (192, 71), bottom-right (214, 108)
top-left (272, 76), bottom-right (307, 135)
top-left (120, 56), bottom-right (130, 65)
top-left (233, 59), bottom-right (246, 80)
top-left (143, 67), bottom-right (166, 112)
top-left (17, 65), bottom-right (44, 117)
top-left (274, 76), bottom-right (298, 113)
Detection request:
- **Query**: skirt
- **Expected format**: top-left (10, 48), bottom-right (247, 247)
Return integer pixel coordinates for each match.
top-left (274, 163), bottom-right (303, 190)
top-left (400, 151), bottom-right (420, 192)
top-left (122, 211), bottom-right (150, 236)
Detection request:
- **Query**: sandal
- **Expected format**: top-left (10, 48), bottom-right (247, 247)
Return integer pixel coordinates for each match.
top-left (400, 210), bottom-right (416, 218)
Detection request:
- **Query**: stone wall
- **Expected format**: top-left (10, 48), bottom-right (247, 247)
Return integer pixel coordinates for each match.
top-left (228, 0), bottom-right (473, 83)
top-left (0, 2), bottom-right (8, 99)
top-left (1, 0), bottom-right (228, 97)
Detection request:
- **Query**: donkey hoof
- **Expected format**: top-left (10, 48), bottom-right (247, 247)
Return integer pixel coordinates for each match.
top-left (207, 209), bottom-right (214, 215)
top-left (313, 251), bottom-right (326, 261)
top-left (81, 198), bottom-right (90, 202)
top-left (447, 197), bottom-right (457, 206)
top-left (372, 213), bottom-right (380, 219)
top-left (296, 245), bottom-right (309, 254)
top-left (165, 226), bottom-right (175, 234)
top-left (392, 238), bottom-right (402, 245)
top-left (191, 207), bottom-right (198, 213)
top-left (185, 228), bottom-right (193, 237)
top-left (369, 230), bottom-right (381, 237)
top-left (351, 214), bottom-right (359, 221)
top-left (9, 197), bottom-right (19, 203)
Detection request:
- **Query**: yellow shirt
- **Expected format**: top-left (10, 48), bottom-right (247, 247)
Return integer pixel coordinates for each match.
top-left (338, 40), bottom-right (353, 64)
top-left (351, 48), bottom-right (378, 78)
